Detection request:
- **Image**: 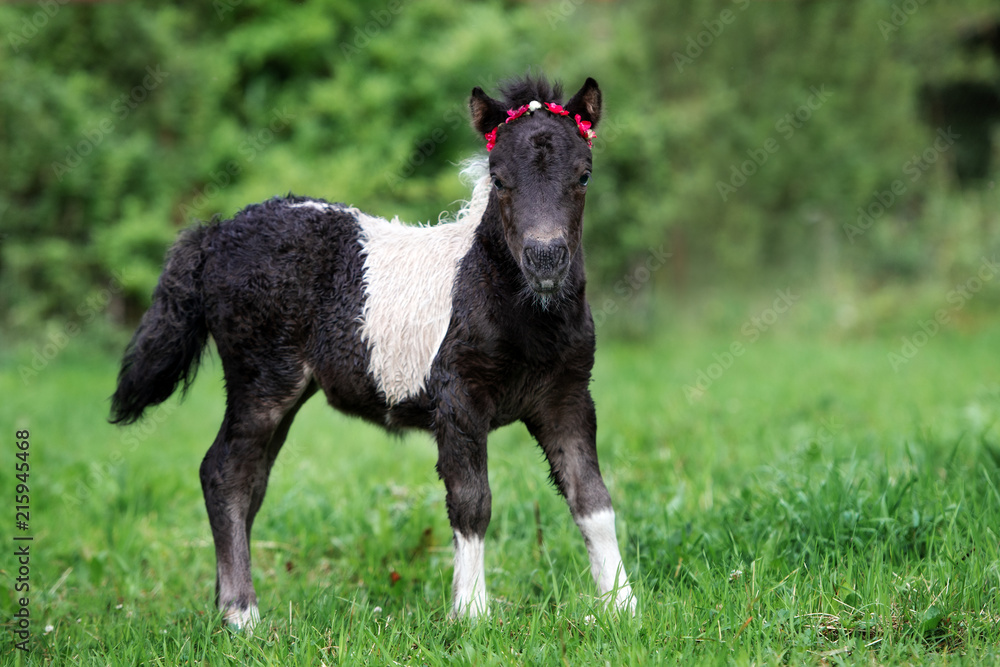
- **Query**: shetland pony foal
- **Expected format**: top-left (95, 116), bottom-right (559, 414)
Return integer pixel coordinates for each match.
top-left (111, 75), bottom-right (635, 630)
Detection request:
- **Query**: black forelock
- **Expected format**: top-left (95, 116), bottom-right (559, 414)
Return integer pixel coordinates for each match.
top-left (498, 74), bottom-right (564, 107)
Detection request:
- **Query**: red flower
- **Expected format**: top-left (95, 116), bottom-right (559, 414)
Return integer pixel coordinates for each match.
top-left (544, 102), bottom-right (569, 116)
top-left (484, 102), bottom-right (596, 151)
top-left (505, 104), bottom-right (531, 123)
top-left (574, 114), bottom-right (596, 147)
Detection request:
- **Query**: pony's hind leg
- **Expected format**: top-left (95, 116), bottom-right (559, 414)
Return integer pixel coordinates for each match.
top-left (245, 382), bottom-right (318, 543)
top-left (200, 410), bottom-right (272, 631)
top-left (199, 379), bottom-right (314, 631)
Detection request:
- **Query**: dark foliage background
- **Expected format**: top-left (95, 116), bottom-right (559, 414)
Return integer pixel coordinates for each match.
top-left (2, 0), bottom-right (998, 334)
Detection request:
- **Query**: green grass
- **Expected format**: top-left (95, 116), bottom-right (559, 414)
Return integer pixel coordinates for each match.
top-left (3, 302), bottom-right (1000, 665)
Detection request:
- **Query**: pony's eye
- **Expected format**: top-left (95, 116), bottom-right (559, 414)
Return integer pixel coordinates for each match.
top-left (579, 172), bottom-right (591, 187)
top-left (492, 176), bottom-right (505, 191)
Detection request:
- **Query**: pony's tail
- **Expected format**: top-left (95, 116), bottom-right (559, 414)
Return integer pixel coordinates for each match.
top-left (110, 225), bottom-right (209, 425)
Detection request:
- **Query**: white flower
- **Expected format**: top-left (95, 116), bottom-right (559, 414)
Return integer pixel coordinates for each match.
top-left (528, 100), bottom-right (542, 112)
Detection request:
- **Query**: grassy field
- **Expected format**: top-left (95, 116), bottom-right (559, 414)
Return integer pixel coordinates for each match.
top-left (3, 292), bottom-right (1000, 665)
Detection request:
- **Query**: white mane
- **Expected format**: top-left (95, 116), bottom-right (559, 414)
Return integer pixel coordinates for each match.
top-left (439, 156), bottom-right (490, 228)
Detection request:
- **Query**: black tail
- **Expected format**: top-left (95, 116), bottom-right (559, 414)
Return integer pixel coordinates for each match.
top-left (110, 225), bottom-right (210, 425)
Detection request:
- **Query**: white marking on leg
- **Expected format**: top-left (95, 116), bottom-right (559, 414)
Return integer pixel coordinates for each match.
top-left (451, 531), bottom-right (488, 618)
top-left (224, 604), bottom-right (260, 633)
top-left (356, 160), bottom-right (490, 405)
top-left (576, 508), bottom-right (636, 615)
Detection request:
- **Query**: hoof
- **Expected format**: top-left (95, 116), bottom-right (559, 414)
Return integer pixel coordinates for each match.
top-left (594, 585), bottom-right (637, 618)
top-left (223, 605), bottom-right (260, 634)
top-left (610, 585), bottom-right (637, 617)
top-left (449, 599), bottom-right (490, 621)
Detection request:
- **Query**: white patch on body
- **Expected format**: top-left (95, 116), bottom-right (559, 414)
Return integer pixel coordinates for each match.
top-left (224, 604), bottom-right (260, 633)
top-left (357, 159), bottom-right (490, 405)
top-left (575, 508), bottom-right (636, 615)
top-left (287, 200), bottom-right (336, 212)
top-left (451, 531), bottom-right (488, 618)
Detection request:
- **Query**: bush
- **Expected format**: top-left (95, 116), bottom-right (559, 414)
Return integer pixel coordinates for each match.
top-left (2, 0), bottom-right (998, 333)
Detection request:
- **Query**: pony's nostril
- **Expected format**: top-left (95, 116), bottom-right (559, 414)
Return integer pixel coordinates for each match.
top-left (554, 245), bottom-right (568, 268)
top-left (524, 247), bottom-right (536, 269)
top-left (523, 242), bottom-right (569, 278)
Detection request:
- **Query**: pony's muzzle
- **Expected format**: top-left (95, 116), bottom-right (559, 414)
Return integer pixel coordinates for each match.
top-left (522, 240), bottom-right (570, 293)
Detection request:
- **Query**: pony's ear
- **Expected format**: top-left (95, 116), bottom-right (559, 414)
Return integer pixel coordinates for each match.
top-left (565, 77), bottom-right (602, 130)
top-left (469, 87), bottom-right (508, 136)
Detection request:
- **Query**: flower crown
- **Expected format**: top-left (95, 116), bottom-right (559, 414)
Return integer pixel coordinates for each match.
top-left (485, 100), bottom-right (596, 152)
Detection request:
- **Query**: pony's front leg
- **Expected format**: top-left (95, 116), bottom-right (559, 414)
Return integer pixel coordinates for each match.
top-left (435, 411), bottom-right (491, 619)
top-left (527, 387), bottom-right (636, 615)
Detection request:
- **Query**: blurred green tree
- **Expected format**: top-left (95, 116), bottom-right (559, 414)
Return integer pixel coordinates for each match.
top-left (1, 0), bottom-right (997, 334)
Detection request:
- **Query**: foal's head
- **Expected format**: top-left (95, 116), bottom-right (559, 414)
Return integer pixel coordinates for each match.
top-left (469, 77), bottom-right (602, 300)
